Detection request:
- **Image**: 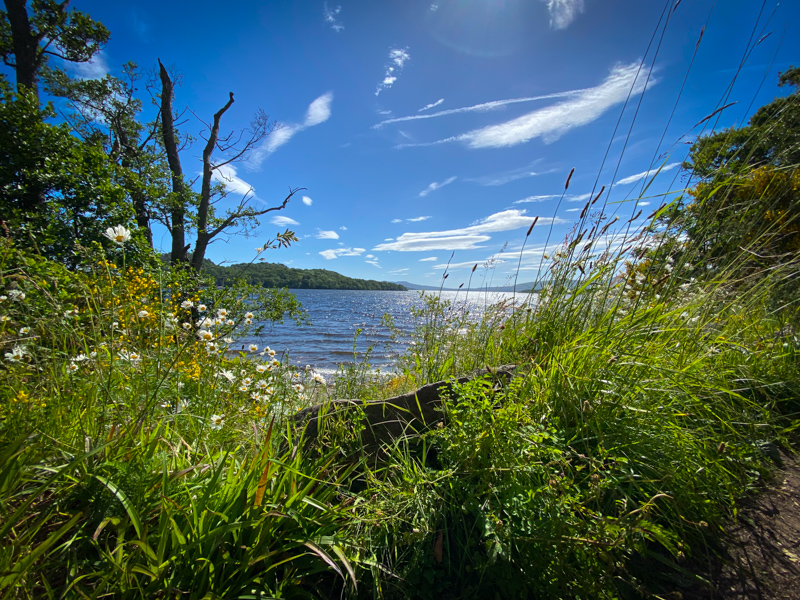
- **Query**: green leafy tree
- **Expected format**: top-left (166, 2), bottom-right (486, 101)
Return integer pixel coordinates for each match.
top-left (0, 80), bottom-right (140, 262)
top-left (0, 0), bottom-right (109, 100)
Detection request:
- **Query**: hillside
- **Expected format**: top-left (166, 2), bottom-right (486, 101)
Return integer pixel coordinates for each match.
top-left (203, 260), bottom-right (407, 291)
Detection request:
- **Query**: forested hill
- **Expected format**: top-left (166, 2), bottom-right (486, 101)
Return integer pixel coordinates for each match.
top-left (202, 261), bottom-right (407, 290)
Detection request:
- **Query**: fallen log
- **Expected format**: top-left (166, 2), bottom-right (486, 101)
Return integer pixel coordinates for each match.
top-left (292, 364), bottom-right (518, 448)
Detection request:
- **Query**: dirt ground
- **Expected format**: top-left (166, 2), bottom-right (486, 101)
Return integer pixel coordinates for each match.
top-left (683, 452), bottom-right (800, 600)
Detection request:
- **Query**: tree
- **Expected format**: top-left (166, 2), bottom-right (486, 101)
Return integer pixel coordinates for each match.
top-left (156, 61), bottom-right (301, 272)
top-left (44, 63), bottom-right (168, 248)
top-left (0, 79), bottom-right (139, 262)
top-left (0, 0), bottom-right (109, 101)
top-left (669, 67), bottom-right (800, 284)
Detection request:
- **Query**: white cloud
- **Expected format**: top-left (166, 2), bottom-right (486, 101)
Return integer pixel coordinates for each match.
top-left (418, 98), bottom-right (444, 112)
top-left (71, 51), bottom-right (110, 80)
top-left (366, 254), bottom-right (375, 258)
top-left (419, 176), bottom-right (456, 197)
top-left (323, 2), bottom-right (344, 31)
top-left (398, 63), bottom-right (652, 150)
top-left (366, 260), bottom-right (382, 267)
top-left (388, 268), bottom-right (410, 274)
top-left (374, 89), bottom-right (585, 129)
top-left (304, 92), bottom-right (333, 126)
top-left (565, 208), bottom-right (580, 212)
top-left (316, 230), bottom-right (340, 239)
top-left (408, 216), bottom-right (432, 222)
top-left (302, 196), bottom-right (313, 206)
top-left (384, 238), bottom-right (394, 241)
top-left (319, 247), bottom-right (365, 259)
top-left (419, 257), bottom-right (438, 261)
top-left (541, 0), bottom-right (585, 30)
top-left (339, 226), bottom-right (347, 230)
top-left (375, 47), bottom-right (411, 96)
top-left (271, 215), bottom-right (299, 226)
top-left (211, 164), bottom-right (254, 197)
top-left (616, 162), bottom-right (680, 185)
top-left (565, 193), bottom-right (592, 202)
top-left (470, 165), bottom-right (556, 186)
top-left (373, 209), bottom-right (566, 252)
top-left (513, 194), bottom-right (560, 204)
top-left (249, 92), bottom-right (333, 167)
top-left (391, 218), bottom-right (403, 224)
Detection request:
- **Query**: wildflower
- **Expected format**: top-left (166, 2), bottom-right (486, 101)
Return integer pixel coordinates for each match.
top-left (177, 398), bottom-right (190, 413)
top-left (138, 310), bottom-right (149, 318)
top-left (223, 337), bottom-right (234, 344)
top-left (313, 373), bottom-right (327, 385)
top-left (73, 353), bottom-right (88, 362)
top-left (103, 225), bottom-right (132, 245)
top-left (64, 309), bottom-right (78, 318)
top-left (226, 319), bottom-right (234, 326)
top-left (249, 344), bottom-right (258, 352)
top-left (256, 364), bottom-right (267, 373)
top-left (1, 315), bottom-right (11, 323)
top-left (5, 345), bottom-right (27, 362)
top-left (119, 350), bottom-right (142, 364)
top-left (217, 308), bottom-right (229, 318)
top-left (197, 317), bottom-right (215, 328)
top-left (238, 384), bottom-right (249, 393)
top-left (181, 300), bottom-right (194, 309)
top-left (217, 370), bottom-right (235, 382)
top-left (245, 319), bottom-right (252, 325)
top-left (197, 304), bottom-right (207, 313)
top-left (242, 377), bottom-right (253, 386)
top-left (266, 347), bottom-right (276, 357)
top-left (292, 383), bottom-right (304, 392)
top-left (0, 295), bottom-right (6, 301)
top-left (250, 392), bottom-right (261, 402)
top-left (19, 327), bottom-right (30, 335)
top-left (89, 351), bottom-right (98, 359)
top-left (67, 363), bottom-right (79, 372)
top-left (197, 329), bottom-right (213, 341)
top-left (245, 312), bottom-right (254, 319)
top-left (256, 380), bottom-right (268, 389)
top-left (206, 342), bottom-right (219, 353)
top-left (209, 414), bottom-right (225, 430)
top-left (255, 246), bottom-right (264, 253)
top-left (271, 358), bottom-right (280, 367)
top-left (8, 290), bottom-right (25, 301)
top-left (182, 322), bottom-right (192, 330)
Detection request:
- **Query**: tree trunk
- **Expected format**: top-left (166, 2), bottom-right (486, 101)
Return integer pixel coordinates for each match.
top-left (158, 59), bottom-right (187, 265)
top-left (4, 0), bottom-right (42, 100)
top-left (189, 91), bottom-right (235, 273)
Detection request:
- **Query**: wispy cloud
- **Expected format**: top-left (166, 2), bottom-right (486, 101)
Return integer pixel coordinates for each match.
top-left (513, 194), bottom-right (560, 204)
top-left (304, 92), bottom-right (333, 126)
top-left (616, 162), bottom-right (680, 185)
top-left (271, 215), bottom-right (299, 227)
top-left (408, 216), bottom-right (432, 222)
top-left (419, 176), bottom-right (456, 197)
top-left (70, 51), bottom-right (110, 80)
top-left (388, 268), bottom-right (410, 274)
top-left (541, 0), bottom-right (585, 30)
top-left (316, 230), bottom-right (340, 239)
top-left (374, 89), bottom-right (585, 129)
top-left (302, 196), bottom-right (313, 206)
top-left (418, 98), bottom-right (444, 112)
top-left (419, 256), bottom-right (438, 261)
top-left (211, 164), bottom-right (255, 197)
top-left (375, 47), bottom-right (411, 96)
top-left (339, 226), bottom-right (347, 230)
top-left (373, 209), bottom-right (565, 252)
top-left (249, 92), bottom-right (333, 167)
top-left (398, 63), bottom-right (652, 150)
top-left (469, 164), bottom-right (556, 186)
top-left (323, 2), bottom-right (344, 32)
top-left (319, 247), bottom-right (365, 259)
top-left (366, 260), bottom-right (382, 267)
top-left (391, 218), bottom-right (403, 224)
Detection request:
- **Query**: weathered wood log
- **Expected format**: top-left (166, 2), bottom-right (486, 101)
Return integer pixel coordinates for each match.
top-left (292, 364), bottom-right (518, 447)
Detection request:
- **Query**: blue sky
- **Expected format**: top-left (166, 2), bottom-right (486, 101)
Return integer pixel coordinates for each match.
top-left (38, 1), bottom-right (800, 285)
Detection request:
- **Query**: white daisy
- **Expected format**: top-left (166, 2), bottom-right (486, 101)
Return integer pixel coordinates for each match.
top-left (103, 225), bottom-right (132, 245)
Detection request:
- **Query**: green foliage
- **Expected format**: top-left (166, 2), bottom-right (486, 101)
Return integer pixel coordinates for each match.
top-left (0, 81), bottom-right (141, 263)
top-left (207, 260), bottom-right (407, 291)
